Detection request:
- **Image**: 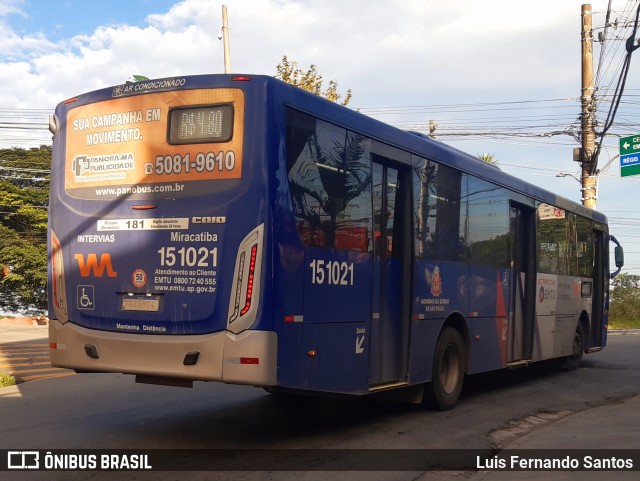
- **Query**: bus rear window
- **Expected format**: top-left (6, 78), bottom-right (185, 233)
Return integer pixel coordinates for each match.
top-left (168, 105), bottom-right (233, 144)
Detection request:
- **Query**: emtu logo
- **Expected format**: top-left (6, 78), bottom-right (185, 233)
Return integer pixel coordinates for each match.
top-left (74, 254), bottom-right (117, 277)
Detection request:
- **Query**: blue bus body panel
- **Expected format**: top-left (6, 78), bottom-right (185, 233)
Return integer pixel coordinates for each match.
top-left (301, 322), bottom-right (369, 393)
top-left (302, 248), bottom-right (371, 324)
top-left (299, 248), bottom-right (371, 393)
top-left (410, 260), bottom-right (506, 379)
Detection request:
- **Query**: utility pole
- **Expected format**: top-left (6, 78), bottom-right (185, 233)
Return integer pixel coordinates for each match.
top-left (222, 5), bottom-right (231, 73)
top-left (579, 4), bottom-right (598, 209)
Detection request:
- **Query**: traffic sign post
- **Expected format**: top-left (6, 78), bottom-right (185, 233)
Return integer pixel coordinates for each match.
top-left (620, 135), bottom-right (640, 177)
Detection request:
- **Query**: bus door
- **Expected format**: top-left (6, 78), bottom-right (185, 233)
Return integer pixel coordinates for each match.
top-left (369, 161), bottom-right (410, 386)
top-left (590, 229), bottom-right (606, 347)
top-left (507, 204), bottom-right (536, 362)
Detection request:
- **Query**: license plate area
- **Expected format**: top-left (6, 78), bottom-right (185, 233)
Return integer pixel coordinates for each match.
top-left (121, 296), bottom-right (161, 312)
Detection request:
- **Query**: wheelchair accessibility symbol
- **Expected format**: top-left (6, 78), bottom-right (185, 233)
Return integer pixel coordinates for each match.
top-left (77, 285), bottom-right (95, 310)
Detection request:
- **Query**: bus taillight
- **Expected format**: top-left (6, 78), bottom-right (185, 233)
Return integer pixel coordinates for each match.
top-left (227, 224), bottom-right (264, 334)
top-left (130, 204), bottom-right (157, 210)
top-left (240, 244), bottom-right (258, 316)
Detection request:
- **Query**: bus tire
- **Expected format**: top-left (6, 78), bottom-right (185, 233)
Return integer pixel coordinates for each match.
top-left (423, 327), bottom-right (465, 410)
top-left (560, 321), bottom-right (585, 371)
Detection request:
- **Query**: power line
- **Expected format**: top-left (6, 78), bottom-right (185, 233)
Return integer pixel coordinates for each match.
top-left (592, 1), bottom-right (640, 174)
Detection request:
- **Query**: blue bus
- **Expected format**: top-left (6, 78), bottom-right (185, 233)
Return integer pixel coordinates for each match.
top-left (48, 74), bottom-right (623, 409)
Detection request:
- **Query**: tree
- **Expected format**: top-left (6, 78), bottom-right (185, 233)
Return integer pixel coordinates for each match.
top-left (276, 55), bottom-right (352, 106)
top-left (0, 145), bottom-right (50, 313)
top-left (478, 153), bottom-right (499, 165)
top-left (609, 273), bottom-right (640, 322)
top-left (611, 273), bottom-right (640, 301)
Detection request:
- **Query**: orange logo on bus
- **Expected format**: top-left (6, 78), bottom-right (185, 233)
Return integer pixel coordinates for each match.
top-left (74, 253), bottom-right (118, 278)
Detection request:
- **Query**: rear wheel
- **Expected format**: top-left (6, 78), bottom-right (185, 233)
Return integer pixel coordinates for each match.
top-left (423, 327), bottom-right (465, 410)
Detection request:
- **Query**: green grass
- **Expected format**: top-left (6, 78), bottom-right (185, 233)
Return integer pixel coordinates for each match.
top-left (608, 318), bottom-right (640, 330)
top-left (0, 373), bottom-right (17, 388)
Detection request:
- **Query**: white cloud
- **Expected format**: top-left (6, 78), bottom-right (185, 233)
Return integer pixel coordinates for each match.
top-left (146, 0), bottom-right (214, 32)
top-left (0, 0), bottom-right (594, 110)
top-left (0, 0), bottom-right (26, 17)
top-left (0, 1), bottom-right (59, 60)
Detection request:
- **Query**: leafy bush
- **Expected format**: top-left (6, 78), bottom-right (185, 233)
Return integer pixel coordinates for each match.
top-left (0, 373), bottom-right (17, 388)
top-left (609, 273), bottom-right (640, 326)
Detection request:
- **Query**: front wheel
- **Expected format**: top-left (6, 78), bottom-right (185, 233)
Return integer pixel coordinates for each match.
top-left (423, 327), bottom-right (465, 410)
top-left (560, 322), bottom-right (585, 371)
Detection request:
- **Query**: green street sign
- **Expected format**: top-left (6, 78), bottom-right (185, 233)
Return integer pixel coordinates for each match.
top-left (621, 163), bottom-right (640, 177)
top-left (620, 135), bottom-right (640, 155)
top-left (620, 135), bottom-right (640, 177)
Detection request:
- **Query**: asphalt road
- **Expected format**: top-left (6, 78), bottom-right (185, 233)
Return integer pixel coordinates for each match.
top-left (0, 328), bottom-right (639, 481)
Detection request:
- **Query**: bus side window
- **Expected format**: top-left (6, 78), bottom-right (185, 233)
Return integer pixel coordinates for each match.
top-left (412, 159), bottom-right (465, 262)
top-left (466, 177), bottom-right (510, 268)
top-left (285, 108), bottom-right (372, 252)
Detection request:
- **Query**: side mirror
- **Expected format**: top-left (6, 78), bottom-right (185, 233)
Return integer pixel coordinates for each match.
top-left (610, 235), bottom-right (624, 279)
top-left (615, 245), bottom-right (624, 269)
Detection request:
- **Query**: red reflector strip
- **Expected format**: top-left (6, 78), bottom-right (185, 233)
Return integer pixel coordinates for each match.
top-left (284, 315), bottom-right (303, 323)
top-left (240, 357), bottom-right (259, 365)
top-left (50, 342), bottom-right (57, 350)
top-left (224, 357), bottom-right (260, 365)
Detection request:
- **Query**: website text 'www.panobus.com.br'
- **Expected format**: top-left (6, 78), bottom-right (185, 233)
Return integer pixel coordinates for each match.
top-left (94, 183), bottom-right (186, 196)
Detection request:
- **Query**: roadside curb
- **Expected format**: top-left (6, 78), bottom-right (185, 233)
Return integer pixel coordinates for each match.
top-left (471, 394), bottom-right (640, 480)
top-left (607, 328), bottom-right (640, 336)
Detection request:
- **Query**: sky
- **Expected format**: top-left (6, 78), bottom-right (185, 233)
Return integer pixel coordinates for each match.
top-left (1, 0), bottom-right (640, 275)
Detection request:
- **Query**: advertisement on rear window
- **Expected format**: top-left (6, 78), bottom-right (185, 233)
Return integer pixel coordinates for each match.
top-left (65, 88), bottom-right (244, 199)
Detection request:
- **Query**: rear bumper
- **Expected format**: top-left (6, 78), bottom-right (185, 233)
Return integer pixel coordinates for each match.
top-left (49, 319), bottom-right (277, 386)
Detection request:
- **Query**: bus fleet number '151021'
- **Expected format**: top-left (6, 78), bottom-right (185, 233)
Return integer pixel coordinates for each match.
top-left (157, 246), bottom-right (218, 267)
top-left (309, 259), bottom-right (355, 286)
